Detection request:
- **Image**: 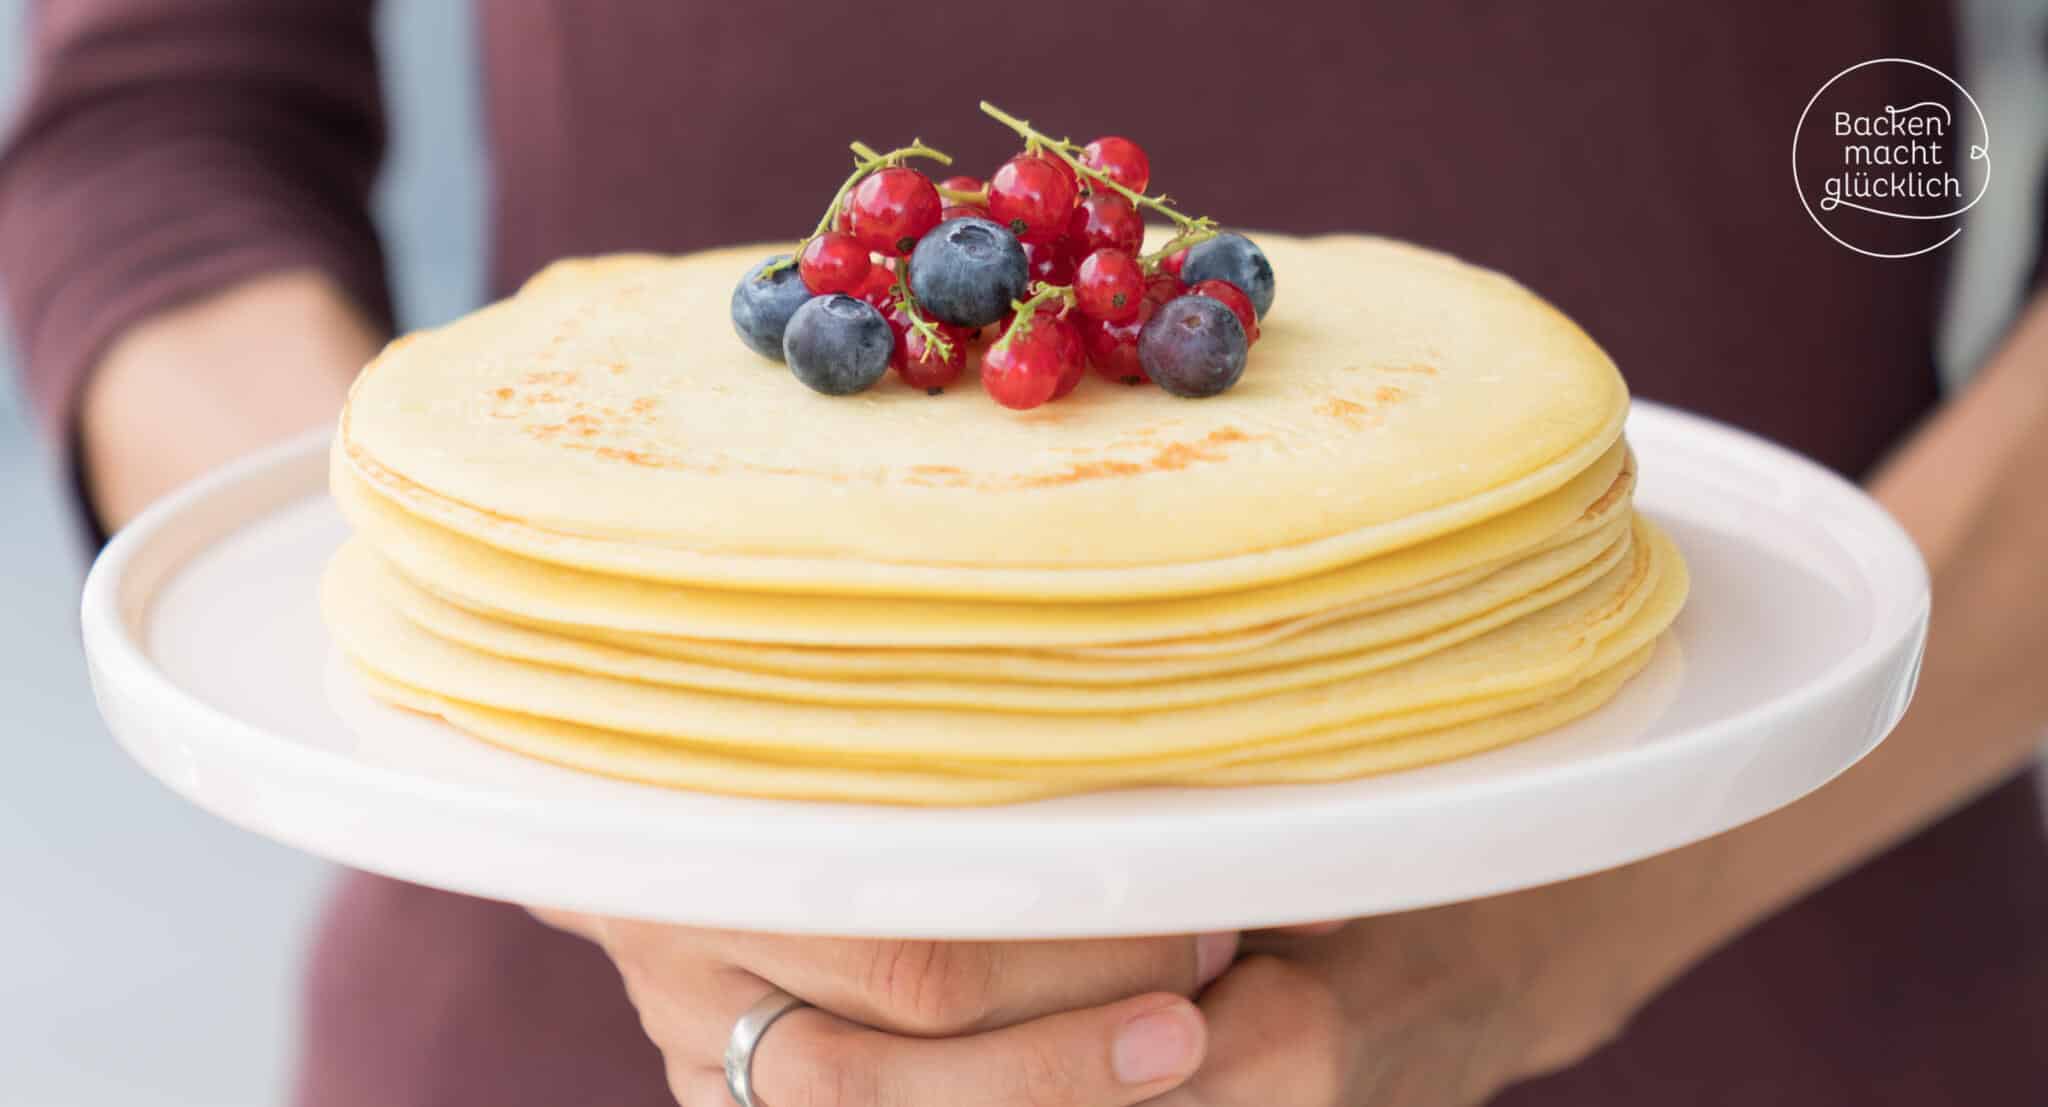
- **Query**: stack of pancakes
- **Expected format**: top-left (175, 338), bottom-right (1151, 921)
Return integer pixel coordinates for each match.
top-left (325, 234), bottom-right (1686, 804)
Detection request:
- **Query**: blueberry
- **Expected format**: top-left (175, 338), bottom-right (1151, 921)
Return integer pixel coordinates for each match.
top-left (907, 217), bottom-right (1029, 328)
top-left (731, 255), bottom-right (814, 361)
top-left (1180, 234), bottom-right (1275, 319)
top-left (1138, 295), bottom-right (1248, 398)
top-left (782, 294), bottom-right (893, 395)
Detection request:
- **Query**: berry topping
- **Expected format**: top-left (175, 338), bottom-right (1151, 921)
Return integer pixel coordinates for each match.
top-left (848, 167), bottom-right (943, 257)
top-left (1179, 233), bottom-right (1275, 319)
top-left (735, 107), bottom-right (1270, 410)
top-left (1139, 295), bottom-right (1248, 398)
top-left (782, 294), bottom-right (894, 395)
top-left (1080, 136), bottom-right (1151, 193)
top-left (987, 155), bottom-right (1079, 244)
top-left (1075, 248), bottom-right (1145, 322)
top-left (1187, 279), bottom-right (1260, 345)
top-left (907, 216), bottom-right (1030, 328)
top-left (1067, 193), bottom-right (1145, 257)
top-left (797, 232), bottom-right (873, 296)
top-left (731, 254), bottom-right (816, 361)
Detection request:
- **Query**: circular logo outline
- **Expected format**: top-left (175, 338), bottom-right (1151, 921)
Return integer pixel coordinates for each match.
top-left (1791, 57), bottom-right (1992, 259)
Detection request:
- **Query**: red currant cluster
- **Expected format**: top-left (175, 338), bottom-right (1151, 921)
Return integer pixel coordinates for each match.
top-left (736, 104), bottom-right (1271, 408)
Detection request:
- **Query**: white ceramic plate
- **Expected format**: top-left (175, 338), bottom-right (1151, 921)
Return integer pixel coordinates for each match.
top-left (80, 403), bottom-right (1927, 937)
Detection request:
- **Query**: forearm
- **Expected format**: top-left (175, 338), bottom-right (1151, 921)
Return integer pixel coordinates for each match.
top-left (80, 270), bottom-right (382, 529)
top-left (1526, 293), bottom-right (2048, 1051)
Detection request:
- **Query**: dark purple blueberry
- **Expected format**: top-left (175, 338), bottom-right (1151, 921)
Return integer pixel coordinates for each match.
top-left (1138, 295), bottom-right (1249, 398)
top-left (1180, 234), bottom-right (1274, 319)
top-left (782, 294), bottom-right (892, 395)
top-left (731, 255), bottom-right (815, 360)
top-left (907, 217), bottom-right (1029, 328)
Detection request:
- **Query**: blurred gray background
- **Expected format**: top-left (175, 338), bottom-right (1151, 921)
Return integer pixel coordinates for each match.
top-left (0, 3), bottom-right (2042, 1105)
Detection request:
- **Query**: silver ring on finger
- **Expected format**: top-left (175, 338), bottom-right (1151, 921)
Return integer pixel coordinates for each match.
top-left (724, 987), bottom-right (811, 1107)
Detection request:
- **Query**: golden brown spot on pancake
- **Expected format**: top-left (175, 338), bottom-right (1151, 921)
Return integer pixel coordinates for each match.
top-left (590, 446), bottom-right (677, 469)
top-left (903, 464), bottom-right (972, 488)
top-left (1377, 362), bottom-right (1439, 375)
top-left (494, 387), bottom-right (514, 400)
top-left (1015, 459), bottom-right (1148, 487)
top-left (1018, 428), bottom-right (1258, 487)
top-left (1318, 390), bottom-right (1407, 430)
top-left (1319, 397), bottom-right (1368, 424)
top-left (522, 369), bottom-right (580, 386)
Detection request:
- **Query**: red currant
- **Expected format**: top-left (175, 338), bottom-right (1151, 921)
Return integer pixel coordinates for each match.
top-left (987, 155), bottom-right (1078, 244)
top-left (1080, 136), bottom-right (1151, 194)
top-left (1067, 193), bottom-right (1144, 257)
top-left (1079, 296), bottom-right (1157, 384)
top-left (1146, 271), bottom-right (1187, 306)
top-left (1074, 249), bottom-right (1145, 322)
top-left (1046, 313), bottom-right (1087, 399)
top-left (848, 167), bottom-right (942, 257)
top-left (983, 315), bottom-right (1070, 409)
top-left (941, 204), bottom-right (989, 223)
top-left (1159, 248), bottom-right (1189, 279)
top-left (938, 175), bottom-right (985, 197)
top-left (797, 232), bottom-right (873, 296)
top-left (855, 259), bottom-right (899, 308)
top-left (1007, 149), bottom-right (1079, 201)
top-left (895, 329), bottom-right (967, 391)
top-left (1022, 237), bottom-right (1077, 287)
top-left (884, 306), bottom-right (972, 391)
top-left (1188, 279), bottom-right (1260, 345)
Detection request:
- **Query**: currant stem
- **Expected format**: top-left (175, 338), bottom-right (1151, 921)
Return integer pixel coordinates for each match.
top-left (759, 139), bottom-right (954, 281)
top-left (1142, 226), bottom-right (1220, 271)
top-left (936, 184), bottom-right (987, 205)
top-left (995, 282), bottom-right (1075, 349)
top-left (890, 264), bottom-right (955, 362)
top-left (978, 101), bottom-right (1213, 233)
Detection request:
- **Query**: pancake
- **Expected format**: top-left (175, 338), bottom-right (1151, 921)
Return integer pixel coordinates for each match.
top-left (339, 234), bottom-right (1628, 600)
top-left (331, 440), bottom-right (1631, 649)
top-left (323, 518), bottom-right (1679, 763)
top-left (325, 232), bottom-right (1688, 804)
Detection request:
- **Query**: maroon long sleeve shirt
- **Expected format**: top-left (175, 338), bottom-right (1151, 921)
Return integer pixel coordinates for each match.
top-left (4, 3), bottom-right (2045, 1104)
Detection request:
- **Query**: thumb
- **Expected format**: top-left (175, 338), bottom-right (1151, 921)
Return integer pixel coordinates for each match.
top-left (755, 992), bottom-right (1208, 1107)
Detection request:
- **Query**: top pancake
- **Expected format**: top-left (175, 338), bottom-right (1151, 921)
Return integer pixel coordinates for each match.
top-left (341, 234), bottom-right (1627, 600)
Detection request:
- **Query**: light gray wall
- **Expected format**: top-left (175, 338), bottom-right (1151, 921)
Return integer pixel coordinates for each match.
top-left (0, 5), bottom-right (484, 1105)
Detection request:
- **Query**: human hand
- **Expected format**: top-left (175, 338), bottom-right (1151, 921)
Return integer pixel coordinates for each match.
top-left (1156, 903), bottom-right (1631, 1106)
top-left (538, 910), bottom-right (1239, 1107)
